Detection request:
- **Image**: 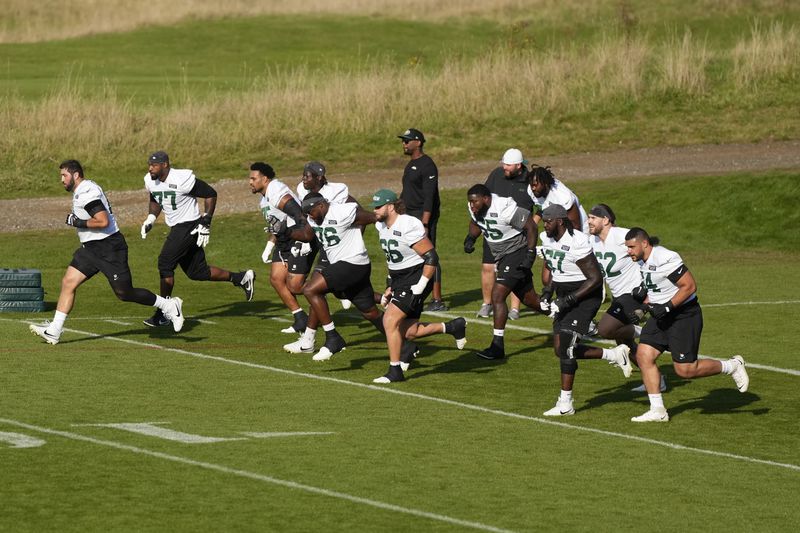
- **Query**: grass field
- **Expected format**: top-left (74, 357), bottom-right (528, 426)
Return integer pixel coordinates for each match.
top-left (2, 173), bottom-right (799, 531)
top-left (1, 1), bottom-right (799, 199)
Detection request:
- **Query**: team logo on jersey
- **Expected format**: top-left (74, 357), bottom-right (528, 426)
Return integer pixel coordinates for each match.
top-left (561, 245), bottom-right (570, 251)
top-left (489, 212), bottom-right (497, 217)
top-left (649, 265), bottom-right (657, 271)
top-left (329, 220), bottom-right (337, 224)
top-left (393, 230), bottom-right (402, 236)
top-left (169, 184), bottom-right (177, 189)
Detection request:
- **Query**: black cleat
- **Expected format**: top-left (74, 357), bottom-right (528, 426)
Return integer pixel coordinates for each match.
top-left (373, 365), bottom-right (405, 384)
top-left (143, 308), bottom-right (171, 327)
top-left (476, 343), bottom-right (505, 360)
top-left (312, 332), bottom-right (347, 361)
top-left (446, 317), bottom-right (467, 349)
top-left (399, 342), bottom-right (420, 371)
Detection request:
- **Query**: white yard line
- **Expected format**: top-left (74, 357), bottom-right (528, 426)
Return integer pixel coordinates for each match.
top-left (702, 300), bottom-right (800, 308)
top-left (422, 311), bottom-right (800, 377)
top-left (8, 318), bottom-right (800, 473)
top-left (0, 418), bottom-right (512, 533)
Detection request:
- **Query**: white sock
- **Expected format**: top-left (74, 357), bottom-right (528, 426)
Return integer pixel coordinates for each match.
top-left (559, 389), bottom-right (573, 402)
top-left (322, 322), bottom-right (335, 332)
top-left (303, 328), bottom-right (317, 340)
top-left (154, 295), bottom-right (168, 309)
top-left (50, 310), bottom-right (68, 333)
top-left (601, 348), bottom-right (614, 361)
top-left (720, 359), bottom-right (734, 374)
top-left (648, 393), bottom-right (665, 410)
top-left (390, 361), bottom-right (401, 367)
top-left (292, 308), bottom-right (304, 316)
top-left (493, 329), bottom-right (505, 337)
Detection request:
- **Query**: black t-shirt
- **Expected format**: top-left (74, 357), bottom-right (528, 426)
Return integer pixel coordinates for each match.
top-left (484, 165), bottom-right (533, 212)
top-left (400, 154), bottom-right (440, 220)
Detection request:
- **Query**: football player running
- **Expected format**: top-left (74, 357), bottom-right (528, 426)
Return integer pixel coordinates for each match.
top-left (370, 189), bottom-right (466, 383)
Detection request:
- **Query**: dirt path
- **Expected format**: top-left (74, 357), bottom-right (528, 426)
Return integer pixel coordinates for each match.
top-left (3, 140), bottom-right (798, 233)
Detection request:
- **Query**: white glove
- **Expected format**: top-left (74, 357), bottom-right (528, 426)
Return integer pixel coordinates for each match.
top-left (548, 300), bottom-right (561, 319)
top-left (141, 214), bottom-right (156, 239)
top-left (539, 299), bottom-right (551, 313)
top-left (290, 242), bottom-right (312, 257)
top-left (190, 222), bottom-right (211, 248)
top-left (262, 241), bottom-right (275, 263)
top-left (410, 274), bottom-right (431, 296)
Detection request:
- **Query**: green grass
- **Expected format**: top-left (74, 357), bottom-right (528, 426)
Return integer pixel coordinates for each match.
top-left (1, 172), bottom-right (799, 531)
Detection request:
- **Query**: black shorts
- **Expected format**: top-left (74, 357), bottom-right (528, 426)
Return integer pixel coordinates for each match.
top-left (606, 293), bottom-right (647, 325)
top-left (552, 280), bottom-right (603, 336)
top-left (70, 232), bottom-right (132, 284)
top-left (158, 220), bottom-right (211, 280)
top-left (482, 238), bottom-right (495, 264)
top-left (495, 246), bottom-right (534, 297)
top-left (313, 247), bottom-right (331, 273)
top-left (321, 261), bottom-right (375, 312)
top-left (640, 299), bottom-right (703, 363)
top-left (388, 264), bottom-right (433, 320)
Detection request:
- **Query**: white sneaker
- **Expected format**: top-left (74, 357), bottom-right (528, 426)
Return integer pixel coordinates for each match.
top-left (730, 355), bottom-right (749, 392)
top-left (543, 398), bottom-right (575, 416)
top-left (312, 346), bottom-right (344, 361)
top-left (508, 308), bottom-right (520, 320)
top-left (476, 303), bottom-right (492, 318)
top-left (631, 374), bottom-right (667, 393)
top-left (29, 323), bottom-right (60, 345)
top-left (340, 299), bottom-right (352, 310)
top-left (608, 344), bottom-right (632, 378)
top-left (164, 297), bottom-right (185, 332)
top-left (239, 269), bottom-right (255, 302)
top-left (631, 407), bottom-right (669, 422)
top-left (284, 337), bottom-right (314, 354)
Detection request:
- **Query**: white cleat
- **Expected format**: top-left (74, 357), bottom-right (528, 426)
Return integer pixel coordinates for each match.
top-left (543, 399), bottom-right (575, 417)
top-left (239, 269), bottom-right (256, 302)
top-left (340, 299), bottom-right (352, 310)
top-left (280, 325), bottom-right (303, 334)
top-left (312, 346), bottom-right (344, 361)
top-left (631, 407), bottom-right (670, 423)
top-left (29, 323), bottom-right (60, 345)
top-left (609, 344), bottom-right (632, 378)
top-left (730, 355), bottom-right (749, 393)
top-left (164, 297), bottom-right (185, 332)
top-left (283, 338), bottom-right (314, 354)
top-left (631, 374), bottom-right (667, 393)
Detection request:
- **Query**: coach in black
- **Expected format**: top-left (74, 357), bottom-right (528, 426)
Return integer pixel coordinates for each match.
top-left (398, 128), bottom-right (446, 311)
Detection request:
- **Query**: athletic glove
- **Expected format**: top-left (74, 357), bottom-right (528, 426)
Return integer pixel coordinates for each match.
top-left (463, 234), bottom-right (477, 254)
top-left (190, 214), bottom-right (212, 248)
top-left (549, 293), bottom-right (577, 318)
top-left (141, 214), bottom-right (156, 239)
top-left (539, 286), bottom-right (554, 313)
top-left (648, 302), bottom-right (672, 320)
top-left (410, 274), bottom-right (431, 296)
top-left (290, 242), bottom-right (312, 258)
top-left (631, 282), bottom-right (648, 303)
top-left (65, 212), bottom-right (88, 228)
top-left (262, 240), bottom-right (275, 264)
top-left (380, 288), bottom-right (392, 307)
top-left (519, 249), bottom-right (537, 271)
top-left (626, 307), bottom-right (646, 324)
top-left (268, 216), bottom-right (292, 242)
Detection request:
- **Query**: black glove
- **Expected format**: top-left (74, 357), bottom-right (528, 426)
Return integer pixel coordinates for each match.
top-left (463, 234), bottom-right (477, 254)
top-left (268, 216), bottom-right (291, 242)
top-left (519, 249), bottom-right (536, 270)
top-left (65, 212), bottom-right (88, 228)
top-left (648, 302), bottom-right (672, 320)
top-left (553, 292), bottom-right (577, 311)
top-left (539, 285), bottom-right (554, 312)
top-left (631, 283), bottom-right (648, 303)
top-left (626, 308), bottom-right (646, 324)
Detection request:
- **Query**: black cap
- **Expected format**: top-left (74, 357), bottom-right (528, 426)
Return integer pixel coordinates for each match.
top-left (397, 128), bottom-right (425, 143)
top-left (303, 161), bottom-right (326, 176)
top-left (589, 204), bottom-right (616, 223)
top-left (148, 151), bottom-right (169, 164)
top-left (542, 204), bottom-right (569, 220)
top-left (301, 192), bottom-right (326, 215)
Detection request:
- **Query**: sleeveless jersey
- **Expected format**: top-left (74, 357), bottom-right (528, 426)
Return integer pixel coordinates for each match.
top-left (144, 168), bottom-right (199, 227)
top-left (72, 179), bottom-right (119, 243)
top-left (540, 229), bottom-right (594, 283)
top-left (308, 203), bottom-right (369, 265)
top-left (591, 226), bottom-right (641, 297)
top-left (376, 214), bottom-right (426, 271)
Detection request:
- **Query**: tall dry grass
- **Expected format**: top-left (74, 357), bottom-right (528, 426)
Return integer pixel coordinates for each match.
top-left (660, 30), bottom-right (709, 94)
top-left (733, 21), bottom-right (800, 88)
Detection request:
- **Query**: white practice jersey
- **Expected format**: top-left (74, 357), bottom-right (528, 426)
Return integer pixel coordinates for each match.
top-left (260, 179), bottom-right (300, 227)
top-left (591, 226), bottom-right (641, 297)
top-left (72, 179), bottom-right (119, 243)
top-left (144, 168), bottom-right (199, 227)
top-left (376, 214), bottom-right (426, 271)
top-left (637, 245), bottom-right (695, 305)
top-left (296, 181), bottom-right (349, 204)
top-left (530, 178), bottom-right (588, 232)
top-left (540, 229), bottom-right (594, 283)
top-left (308, 203), bottom-right (369, 265)
top-left (469, 194), bottom-right (529, 260)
